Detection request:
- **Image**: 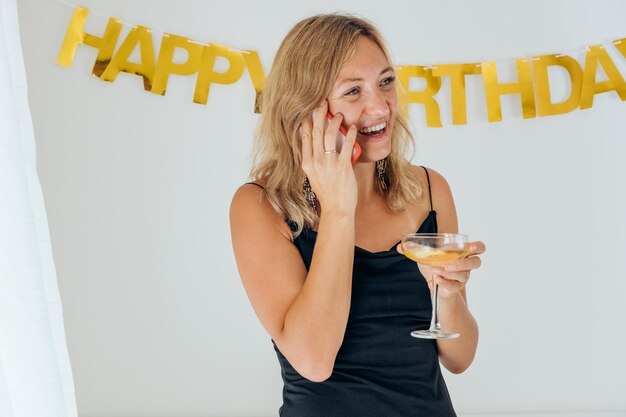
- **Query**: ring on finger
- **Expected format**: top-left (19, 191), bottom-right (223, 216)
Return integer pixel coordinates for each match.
top-left (324, 149), bottom-right (337, 154)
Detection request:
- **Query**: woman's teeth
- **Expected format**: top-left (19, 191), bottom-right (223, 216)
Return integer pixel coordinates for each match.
top-left (358, 122), bottom-right (386, 136)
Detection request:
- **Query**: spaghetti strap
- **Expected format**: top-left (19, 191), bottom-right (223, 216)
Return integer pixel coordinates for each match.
top-left (421, 166), bottom-right (433, 211)
top-left (245, 182), bottom-right (265, 190)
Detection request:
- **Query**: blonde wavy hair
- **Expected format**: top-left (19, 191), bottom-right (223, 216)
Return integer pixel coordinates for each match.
top-left (249, 13), bottom-right (423, 237)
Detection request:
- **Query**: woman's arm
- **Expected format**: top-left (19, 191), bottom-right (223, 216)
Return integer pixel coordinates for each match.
top-left (230, 184), bottom-right (355, 382)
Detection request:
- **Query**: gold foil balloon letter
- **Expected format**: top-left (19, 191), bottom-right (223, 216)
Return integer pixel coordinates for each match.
top-left (241, 50), bottom-right (266, 113)
top-left (431, 64), bottom-right (482, 125)
top-left (194, 44), bottom-right (246, 105)
top-left (580, 45), bottom-right (626, 109)
top-left (396, 65), bottom-right (443, 128)
top-left (151, 34), bottom-right (203, 96)
top-left (482, 59), bottom-right (536, 122)
top-left (100, 25), bottom-right (156, 91)
top-left (532, 54), bottom-right (583, 116)
top-left (57, 7), bottom-right (123, 78)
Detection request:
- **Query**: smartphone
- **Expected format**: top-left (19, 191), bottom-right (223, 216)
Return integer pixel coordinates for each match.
top-left (326, 111), bottom-right (361, 164)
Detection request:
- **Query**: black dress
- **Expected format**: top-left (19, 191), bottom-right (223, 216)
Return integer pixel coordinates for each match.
top-left (246, 167), bottom-right (456, 417)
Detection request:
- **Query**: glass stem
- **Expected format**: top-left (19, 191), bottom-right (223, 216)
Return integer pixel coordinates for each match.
top-left (430, 274), bottom-right (441, 332)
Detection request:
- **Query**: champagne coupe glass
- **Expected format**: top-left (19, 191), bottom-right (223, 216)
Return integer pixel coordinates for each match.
top-left (401, 233), bottom-right (469, 339)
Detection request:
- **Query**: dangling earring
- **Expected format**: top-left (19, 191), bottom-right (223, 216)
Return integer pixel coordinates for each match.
top-left (376, 158), bottom-right (388, 190)
top-left (303, 176), bottom-right (317, 210)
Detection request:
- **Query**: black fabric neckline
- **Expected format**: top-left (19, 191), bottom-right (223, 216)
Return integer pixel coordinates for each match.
top-left (301, 210), bottom-right (436, 256)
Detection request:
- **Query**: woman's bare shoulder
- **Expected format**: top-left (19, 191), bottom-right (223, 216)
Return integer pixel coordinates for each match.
top-left (409, 163), bottom-right (451, 190)
top-left (408, 164), bottom-right (450, 201)
top-left (410, 164), bottom-right (458, 232)
top-left (230, 178), bottom-right (293, 242)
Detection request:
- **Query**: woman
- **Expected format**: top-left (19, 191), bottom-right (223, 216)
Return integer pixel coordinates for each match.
top-left (230, 13), bottom-right (486, 416)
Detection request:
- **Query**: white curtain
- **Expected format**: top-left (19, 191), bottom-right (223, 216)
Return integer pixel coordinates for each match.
top-left (0, 0), bottom-right (78, 416)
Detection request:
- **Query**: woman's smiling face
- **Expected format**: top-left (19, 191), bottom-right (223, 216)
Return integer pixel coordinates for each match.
top-left (328, 36), bottom-right (398, 163)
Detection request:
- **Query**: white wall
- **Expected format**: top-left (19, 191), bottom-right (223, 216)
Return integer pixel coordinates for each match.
top-left (17, 0), bottom-right (626, 415)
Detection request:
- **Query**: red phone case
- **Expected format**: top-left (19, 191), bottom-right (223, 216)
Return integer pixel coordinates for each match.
top-left (327, 112), bottom-right (361, 164)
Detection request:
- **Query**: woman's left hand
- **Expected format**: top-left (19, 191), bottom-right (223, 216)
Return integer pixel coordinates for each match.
top-left (397, 241), bottom-right (486, 300)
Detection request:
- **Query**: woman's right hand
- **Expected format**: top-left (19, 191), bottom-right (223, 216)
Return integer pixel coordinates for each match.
top-left (299, 101), bottom-right (358, 216)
